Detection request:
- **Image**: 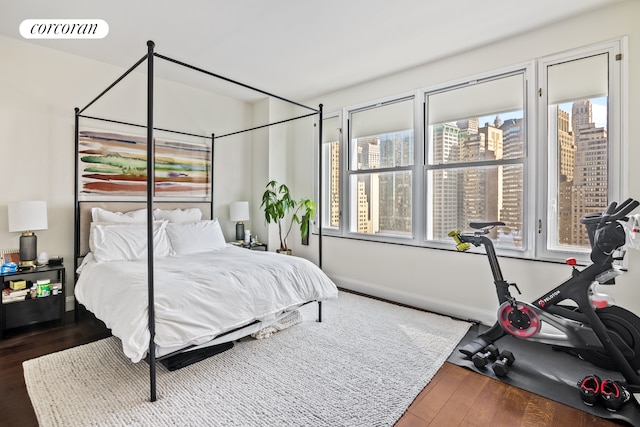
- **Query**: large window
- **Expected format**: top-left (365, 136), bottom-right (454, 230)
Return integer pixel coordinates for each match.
top-left (425, 72), bottom-right (526, 250)
top-left (321, 39), bottom-right (626, 263)
top-left (539, 42), bottom-right (624, 261)
top-left (348, 98), bottom-right (414, 238)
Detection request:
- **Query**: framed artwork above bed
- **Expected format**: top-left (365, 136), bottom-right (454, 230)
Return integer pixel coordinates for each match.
top-left (78, 128), bottom-right (212, 201)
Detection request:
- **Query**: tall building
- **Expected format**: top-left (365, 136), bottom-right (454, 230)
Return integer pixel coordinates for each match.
top-left (354, 137), bottom-right (380, 234)
top-left (556, 108), bottom-right (576, 246)
top-left (572, 120), bottom-right (608, 246)
top-left (459, 124), bottom-right (501, 231)
top-left (329, 140), bottom-right (340, 227)
top-left (356, 179), bottom-right (371, 233)
top-left (572, 100), bottom-right (592, 140)
top-left (378, 131), bottom-right (412, 235)
top-left (499, 118), bottom-right (524, 245)
top-left (431, 123), bottom-right (461, 240)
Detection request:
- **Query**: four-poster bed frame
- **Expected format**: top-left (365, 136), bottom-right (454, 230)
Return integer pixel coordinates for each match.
top-left (74, 41), bottom-right (324, 401)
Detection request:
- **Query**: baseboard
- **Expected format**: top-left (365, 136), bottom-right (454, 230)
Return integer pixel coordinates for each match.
top-left (65, 296), bottom-right (75, 312)
top-left (330, 274), bottom-right (495, 325)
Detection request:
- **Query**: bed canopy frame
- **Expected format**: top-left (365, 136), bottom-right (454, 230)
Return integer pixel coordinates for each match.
top-left (74, 40), bottom-right (324, 401)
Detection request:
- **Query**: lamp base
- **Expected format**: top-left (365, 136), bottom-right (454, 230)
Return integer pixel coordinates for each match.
top-left (19, 232), bottom-right (37, 268)
top-left (235, 222), bottom-right (245, 241)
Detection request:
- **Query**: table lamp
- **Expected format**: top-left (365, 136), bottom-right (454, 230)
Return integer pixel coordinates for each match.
top-left (8, 201), bottom-right (48, 268)
top-left (230, 201), bottom-right (249, 242)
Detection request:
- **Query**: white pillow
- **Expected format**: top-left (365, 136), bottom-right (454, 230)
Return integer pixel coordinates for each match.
top-left (91, 207), bottom-right (147, 223)
top-left (166, 219), bottom-right (226, 254)
top-left (153, 208), bottom-right (202, 223)
top-left (90, 221), bottom-right (174, 263)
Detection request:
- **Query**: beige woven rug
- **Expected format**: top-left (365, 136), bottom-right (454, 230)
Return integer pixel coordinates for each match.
top-left (24, 291), bottom-right (470, 427)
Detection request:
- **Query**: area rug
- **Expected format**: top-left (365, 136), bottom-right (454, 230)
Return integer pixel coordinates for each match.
top-left (24, 291), bottom-right (471, 427)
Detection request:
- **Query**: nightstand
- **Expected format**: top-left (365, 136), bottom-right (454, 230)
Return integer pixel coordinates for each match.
top-left (230, 242), bottom-right (268, 251)
top-left (1, 265), bottom-right (65, 338)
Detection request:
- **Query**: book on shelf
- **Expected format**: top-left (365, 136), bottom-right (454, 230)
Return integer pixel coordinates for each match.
top-left (2, 295), bottom-right (26, 303)
top-left (2, 288), bottom-right (28, 297)
top-left (2, 288), bottom-right (28, 303)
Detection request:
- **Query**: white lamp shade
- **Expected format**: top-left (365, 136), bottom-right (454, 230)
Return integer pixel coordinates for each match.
top-left (8, 201), bottom-right (48, 232)
top-left (229, 201), bottom-right (250, 222)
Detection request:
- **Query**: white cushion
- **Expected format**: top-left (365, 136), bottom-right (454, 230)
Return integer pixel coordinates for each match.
top-left (153, 208), bottom-right (202, 223)
top-left (166, 219), bottom-right (226, 254)
top-left (90, 221), bottom-right (173, 263)
top-left (91, 207), bottom-right (147, 223)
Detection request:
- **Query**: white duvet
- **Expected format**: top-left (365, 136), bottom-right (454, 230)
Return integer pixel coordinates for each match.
top-left (75, 245), bottom-right (338, 362)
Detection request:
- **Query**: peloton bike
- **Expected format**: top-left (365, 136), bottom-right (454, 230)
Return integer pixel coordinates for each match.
top-left (448, 198), bottom-right (640, 406)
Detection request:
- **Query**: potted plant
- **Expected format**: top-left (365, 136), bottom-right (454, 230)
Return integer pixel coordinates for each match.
top-left (260, 180), bottom-right (316, 254)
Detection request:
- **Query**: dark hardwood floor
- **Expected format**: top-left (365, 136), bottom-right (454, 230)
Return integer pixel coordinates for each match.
top-left (0, 310), bottom-right (624, 426)
top-left (396, 362), bottom-right (623, 426)
top-left (0, 310), bottom-right (111, 427)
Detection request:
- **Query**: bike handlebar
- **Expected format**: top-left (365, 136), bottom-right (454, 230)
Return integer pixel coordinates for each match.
top-left (612, 198), bottom-right (639, 221)
top-left (583, 198), bottom-right (640, 226)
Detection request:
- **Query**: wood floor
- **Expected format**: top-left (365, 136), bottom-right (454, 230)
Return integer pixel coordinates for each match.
top-left (0, 311), bottom-right (624, 427)
top-left (396, 362), bottom-right (622, 427)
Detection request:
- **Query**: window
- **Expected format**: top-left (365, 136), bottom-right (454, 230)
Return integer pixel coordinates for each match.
top-left (425, 71), bottom-right (527, 250)
top-left (347, 98), bottom-right (414, 238)
top-left (321, 39), bottom-right (626, 263)
top-left (539, 39), bottom-right (625, 261)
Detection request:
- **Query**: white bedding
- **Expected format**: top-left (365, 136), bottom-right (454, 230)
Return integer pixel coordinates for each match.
top-left (75, 245), bottom-right (338, 362)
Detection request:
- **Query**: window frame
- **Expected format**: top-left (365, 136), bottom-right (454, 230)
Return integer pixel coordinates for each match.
top-left (421, 65), bottom-right (535, 258)
top-left (536, 38), bottom-right (627, 264)
top-left (344, 95), bottom-right (419, 244)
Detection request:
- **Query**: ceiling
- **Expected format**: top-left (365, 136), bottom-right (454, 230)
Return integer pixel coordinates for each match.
top-left (0, 0), bottom-right (625, 102)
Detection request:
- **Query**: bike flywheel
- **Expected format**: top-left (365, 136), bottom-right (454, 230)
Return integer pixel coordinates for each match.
top-left (576, 305), bottom-right (640, 371)
top-left (498, 301), bottom-right (541, 338)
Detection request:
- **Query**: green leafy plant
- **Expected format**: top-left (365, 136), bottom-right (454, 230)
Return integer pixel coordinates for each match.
top-left (261, 180), bottom-right (316, 252)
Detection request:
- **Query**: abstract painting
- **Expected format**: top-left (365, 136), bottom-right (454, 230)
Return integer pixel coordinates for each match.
top-left (78, 129), bottom-right (212, 200)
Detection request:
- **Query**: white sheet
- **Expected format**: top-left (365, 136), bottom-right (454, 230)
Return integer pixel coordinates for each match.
top-left (75, 245), bottom-right (338, 362)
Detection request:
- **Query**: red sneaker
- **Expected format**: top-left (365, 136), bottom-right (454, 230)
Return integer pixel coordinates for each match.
top-left (600, 379), bottom-right (631, 411)
top-left (578, 375), bottom-right (601, 406)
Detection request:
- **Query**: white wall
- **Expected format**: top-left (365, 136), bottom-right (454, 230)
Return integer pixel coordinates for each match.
top-left (295, 0), bottom-right (640, 324)
top-left (0, 35), bottom-right (254, 307)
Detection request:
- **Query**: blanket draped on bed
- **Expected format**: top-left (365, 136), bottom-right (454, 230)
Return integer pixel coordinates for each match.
top-left (75, 246), bottom-right (338, 362)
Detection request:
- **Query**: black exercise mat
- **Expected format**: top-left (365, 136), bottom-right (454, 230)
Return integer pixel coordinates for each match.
top-left (449, 324), bottom-right (640, 425)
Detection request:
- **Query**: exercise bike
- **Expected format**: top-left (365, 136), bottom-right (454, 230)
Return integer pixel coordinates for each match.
top-left (448, 198), bottom-right (640, 402)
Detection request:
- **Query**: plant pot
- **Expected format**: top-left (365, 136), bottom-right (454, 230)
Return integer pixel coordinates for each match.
top-left (276, 249), bottom-right (292, 256)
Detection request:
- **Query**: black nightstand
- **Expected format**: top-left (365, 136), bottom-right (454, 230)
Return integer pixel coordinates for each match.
top-left (230, 242), bottom-right (268, 251)
top-left (1, 265), bottom-right (65, 338)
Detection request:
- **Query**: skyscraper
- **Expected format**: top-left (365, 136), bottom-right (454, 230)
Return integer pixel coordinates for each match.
top-left (431, 123), bottom-right (461, 240)
top-left (499, 118), bottom-right (524, 245)
top-left (556, 108), bottom-right (576, 246)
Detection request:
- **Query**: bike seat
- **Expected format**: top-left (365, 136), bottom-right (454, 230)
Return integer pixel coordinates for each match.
top-left (469, 221), bottom-right (505, 230)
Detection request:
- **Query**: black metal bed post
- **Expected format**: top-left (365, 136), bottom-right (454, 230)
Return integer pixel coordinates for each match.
top-left (317, 104), bottom-right (323, 270)
top-left (211, 134), bottom-right (215, 216)
top-left (146, 40), bottom-right (157, 403)
top-left (73, 108), bottom-right (80, 321)
top-left (317, 104), bottom-right (323, 323)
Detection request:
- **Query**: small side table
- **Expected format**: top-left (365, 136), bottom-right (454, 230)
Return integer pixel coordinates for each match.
top-left (1, 264), bottom-right (65, 338)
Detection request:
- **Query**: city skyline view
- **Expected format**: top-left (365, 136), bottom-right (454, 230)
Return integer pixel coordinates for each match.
top-left (337, 97), bottom-right (608, 250)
